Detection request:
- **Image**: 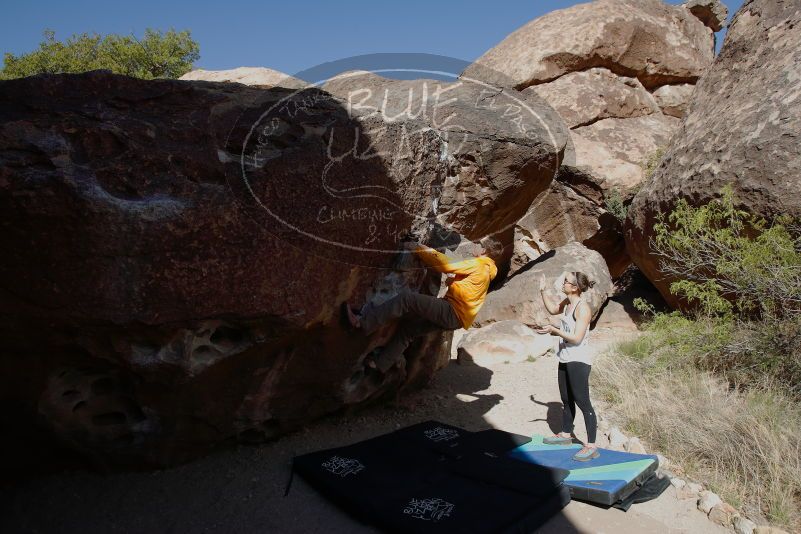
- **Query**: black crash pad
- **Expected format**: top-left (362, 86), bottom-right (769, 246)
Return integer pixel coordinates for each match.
top-left (293, 421), bottom-right (570, 533)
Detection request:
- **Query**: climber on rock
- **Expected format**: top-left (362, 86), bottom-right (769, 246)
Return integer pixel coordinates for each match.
top-left (343, 236), bottom-right (502, 373)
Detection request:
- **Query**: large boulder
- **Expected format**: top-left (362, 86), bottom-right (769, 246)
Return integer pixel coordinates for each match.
top-left (509, 171), bottom-right (628, 278)
top-left (322, 71), bottom-right (569, 240)
top-left (461, 0), bottom-right (715, 280)
top-left (456, 320), bottom-right (555, 367)
top-left (475, 242), bottom-right (613, 328)
top-left (684, 0), bottom-right (729, 32)
top-left (523, 68), bottom-right (659, 129)
top-left (0, 70), bottom-right (567, 467)
top-left (462, 0), bottom-right (714, 91)
top-left (651, 83), bottom-right (696, 118)
top-left (179, 66), bottom-right (308, 88)
top-left (572, 114), bottom-right (680, 188)
top-left (625, 0), bottom-right (801, 307)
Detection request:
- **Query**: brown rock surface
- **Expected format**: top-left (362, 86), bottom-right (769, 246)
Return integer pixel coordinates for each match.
top-left (462, 0), bottom-right (714, 91)
top-left (572, 114), bottom-right (680, 177)
top-left (323, 71), bottom-right (569, 240)
top-left (651, 83), bottom-right (696, 118)
top-left (456, 320), bottom-right (555, 366)
top-left (625, 0), bottom-right (801, 307)
top-left (179, 66), bottom-right (308, 88)
top-left (510, 172), bottom-right (628, 278)
top-left (523, 67), bottom-right (659, 128)
top-left (684, 0), bottom-right (729, 32)
top-left (461, 0), bottom-right (714, 279)
top-left (0, 70), bottom-right (566, 467)
top-left (475, 242), bottom-right (613, 328)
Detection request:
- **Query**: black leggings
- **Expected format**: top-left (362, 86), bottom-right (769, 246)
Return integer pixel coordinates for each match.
top-left (557, 362), bottom-right (597, 443)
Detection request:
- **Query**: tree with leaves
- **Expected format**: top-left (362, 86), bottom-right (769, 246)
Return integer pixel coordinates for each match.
top-left (0, 28), bottom-right (200, 80)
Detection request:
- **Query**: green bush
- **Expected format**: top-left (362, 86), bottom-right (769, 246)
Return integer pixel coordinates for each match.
top-left (640, 146), bottom-right (666, 182)
top-left (598, 187), bottom-right (801, 529)
top-left (604, 188), bottom-right (628, 223)
top-left (631, 188), bottom-right (801, 397)
top-left (1, 28), bottom-right (199, 80)
top-left (652, 185), bottom-right (801, 319)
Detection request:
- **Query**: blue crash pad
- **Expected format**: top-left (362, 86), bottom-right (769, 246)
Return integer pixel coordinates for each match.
top-left (507, 435), bottom-right (659, 506)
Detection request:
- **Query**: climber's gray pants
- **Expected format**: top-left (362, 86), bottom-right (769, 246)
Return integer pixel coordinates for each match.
top-left (361, 291), bottom-right (461, 372)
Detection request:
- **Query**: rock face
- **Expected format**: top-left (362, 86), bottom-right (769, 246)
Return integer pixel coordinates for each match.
top-left (475, 242), bottom-right (613, 328)
top-left (463, 0), bottom-right (717, 280)
top-left (462, 0), bottom-right (714, 91)
top-left (684, 0), bottom-right (729, 32)
top-left (179, 66), bottom-right (307, 89)
top-left (626, 0), bottom-right (801, 307)
top-left (0, 70), bottom-right (566, 467)
top-left (456, 320), bottom-right (555, 366)
top-left (322, 71), bottom-right (569, 241)
top-left (509, 169), bottom-right (628, 278)
top-left (523, 68), bottom-right (659, 129)
top-left (651, 83), bottom-right (696, 118)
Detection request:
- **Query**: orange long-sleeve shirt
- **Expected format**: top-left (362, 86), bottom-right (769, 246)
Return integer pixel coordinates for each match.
top-left (413, 245), bottom-right (498, 329)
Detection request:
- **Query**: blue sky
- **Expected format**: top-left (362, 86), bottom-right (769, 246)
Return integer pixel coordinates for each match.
top-left (2, 0), bottom-right (743, 78)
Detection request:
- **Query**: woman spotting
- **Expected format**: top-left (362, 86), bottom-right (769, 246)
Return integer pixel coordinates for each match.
top-left (536, 272), bottom-right (599, 461)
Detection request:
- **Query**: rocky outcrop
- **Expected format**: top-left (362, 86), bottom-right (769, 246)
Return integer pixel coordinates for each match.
top-left (523, 68), bottom-right (659, 129)
top-left (572, 114), bottom-right (680, 183)
top-left (651, 84), bottom-right (696, 118)
top-left (0, 70), bottom-right (567, 466)
top-left (626, 0), bottom-right (801, 308)
top-left (462, 0), bottom-right (717, 280)
top-left (322, 71), bottom-right (569, 241)
top-left (475, 242), bottom-right (613, 328)
top-left (179, 66), bottom-right (307, 88)
top-left (462, 0), bottom-right (714, 91)
top-left (509, 170), bottom-right (628, 278)
top-left (456, 320), bottom-right (555, 366)
top-left (684, 0), bottom-right (729, 32)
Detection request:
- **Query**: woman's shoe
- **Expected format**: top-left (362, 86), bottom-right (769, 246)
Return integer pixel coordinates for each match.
top-left (572, 446), bottom-right (600, 461)
top-left (543, 434), bottom-right (573, 445)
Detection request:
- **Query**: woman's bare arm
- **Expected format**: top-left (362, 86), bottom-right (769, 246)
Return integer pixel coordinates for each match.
top-left (539, 277), bottom-right (567, 315)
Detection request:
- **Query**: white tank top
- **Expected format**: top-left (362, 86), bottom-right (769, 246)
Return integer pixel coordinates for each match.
top-left (557, 297), bottom-right (592, 365)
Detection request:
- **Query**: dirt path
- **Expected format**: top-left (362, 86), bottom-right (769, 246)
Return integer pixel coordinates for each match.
top-left (1, 324), bottom-right (729, 534)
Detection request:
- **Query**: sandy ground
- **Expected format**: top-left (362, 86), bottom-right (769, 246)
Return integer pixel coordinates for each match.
top-left (0, 320), bottom-right (730, 534)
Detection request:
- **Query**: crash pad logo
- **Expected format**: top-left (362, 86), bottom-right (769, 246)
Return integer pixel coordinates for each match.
top-left (403, 497), bottom-right (454, 522)
top-left (423, 426), bottom-right (459, 442)
top-left (237, 53), bottom-right (563, 259)
top-left (321, 455), bottom-right (365, 477)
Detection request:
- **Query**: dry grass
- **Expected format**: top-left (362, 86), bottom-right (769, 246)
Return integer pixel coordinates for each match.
top-left (594, 343), bottom-right (801, 531)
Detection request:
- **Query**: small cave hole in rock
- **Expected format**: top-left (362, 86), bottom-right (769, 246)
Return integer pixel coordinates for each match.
top-left (113, 433), bottom-right (135, 446)
top-left (92, 412), bottom-right (128, 426)
top-left (210, 326), bottom-right (245, 347)
top-left (91, 377), bottom-right (115, 395)
top-left (194, 345), bottom-right (214, 356)
top-left (349, 370), bottom-right (364, 387)
top-left (238, 428), bottom-right (266, 444)
top-left (120, 398), bottom-right (146, 423)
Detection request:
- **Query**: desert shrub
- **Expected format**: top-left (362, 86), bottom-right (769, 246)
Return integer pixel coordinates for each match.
top-left (640, 146), bottom-right (666, 182)
top-left (594, 349), bottom-right (801, 530)
top-left (604, 188), bottom-right (628, 223)
top-left (596, 190), bottom-right (801, 528)
top-left (1, 28), bottom-right (199, 80)
top-left (652, 186), bottom-right (801, 319)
